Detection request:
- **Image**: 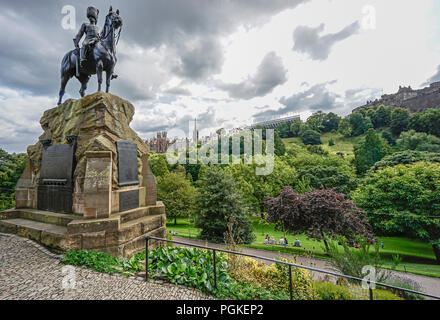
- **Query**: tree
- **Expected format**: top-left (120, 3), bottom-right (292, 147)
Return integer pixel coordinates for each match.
top-left (381, 130), bottom-right (396, 146)
top-left (296, 165), bottom-right (357, 195)
top-left (225, 156), bottom-right (296, 214)
top-left (352, 162), bottom-right (440, 264)
top-left (275, 122), bottom-right (291, 138)
top-left (373, 150), bottom-right (440, 171)
top-left (409, 112), bottom-right (425, 133)
top-left (306, 111), bottom-right (326, 132)
top-left (195, 167), bottom-right (255, 244)
top-left (290, 120), bottom-right (305, 137)
top-left (421, 108), bottom-right (440, 137)
top-left (375, 105), bottom-right (392, 128)
top-left (338, 118), bottom-right (352, 137)
top-left (157, 171), bottom-right (197, 225)
top-left (397, 130), bottom-right (440, 152)
top-left (322, 112), bottom-right (341, 133)
top-left (349, 112), bottom-right (373, 136)
top-left (148, 153), bottom-right (170, 177)
top-left (0, 149), bottom-right (26, 210)
top-left (301, 130), bottom-right (322, 145)
top-left (274, 131), bottom-right (286, 156)
top-left (390, 108), bottom-right (409, 136)
top-left (353, 129), bottom-right (391, 174)
top-left (265, 187), bottom-right (371, 251)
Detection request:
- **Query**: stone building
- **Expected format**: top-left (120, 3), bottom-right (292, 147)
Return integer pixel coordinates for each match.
top-left (355, 81), bottom-right (440, 113)
top-left (147, 131), bottom-right (169, 153)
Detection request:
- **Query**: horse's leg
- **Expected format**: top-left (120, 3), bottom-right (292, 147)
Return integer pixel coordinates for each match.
top-left (96, 60), bottom-right (104, 92)
top-left (105, 68), bottom-right (113, 93)
top-left (58, 74), bottom-right (70, 105)
top-left (79, 74), bottom-right (89, 97)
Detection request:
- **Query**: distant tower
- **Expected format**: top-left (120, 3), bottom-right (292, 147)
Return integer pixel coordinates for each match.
top-left (192, 118), bottom-right (199, 144)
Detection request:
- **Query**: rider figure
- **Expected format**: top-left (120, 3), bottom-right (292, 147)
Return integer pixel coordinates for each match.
top-left (73, 7), bottom-right (100, 67)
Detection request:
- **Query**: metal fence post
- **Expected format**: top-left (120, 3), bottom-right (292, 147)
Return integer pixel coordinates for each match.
top-left (145, 236), bottom-right (150, 281)
top-left (368, 281), bottom-right (373, 300)
top-left (213, 249), bottom-right (217, 290)
top-left (289, 265), bottom-right (293, 300)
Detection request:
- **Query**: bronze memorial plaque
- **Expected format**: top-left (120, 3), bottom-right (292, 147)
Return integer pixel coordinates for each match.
top-left (37, 137), bottom-right (76, 213)
top-left (116, 140), bottom-right (139, 187)
top-left (119, 190), bottom-right (139, 212)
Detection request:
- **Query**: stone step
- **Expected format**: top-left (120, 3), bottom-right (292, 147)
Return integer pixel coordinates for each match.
top-left (0, 218), bottom-right (68, 250)
top-left (15, 209), bottom-right (76, 227)
top-left (112, 206), bottom-right (161, 224)
top-left (118, 214), bottom-right (166, 245)
top-left (101, 226), bottom-right (167, 257)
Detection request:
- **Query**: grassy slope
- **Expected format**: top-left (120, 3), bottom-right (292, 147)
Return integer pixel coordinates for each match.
top-left (283, 132), bottom-right (365, 161)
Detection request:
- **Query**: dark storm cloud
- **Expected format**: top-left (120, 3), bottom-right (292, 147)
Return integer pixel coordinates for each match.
top-left (253, 82), bottom-right (341, 122)
top-left (0, 0), bottom-right (309, 97)
top-left (293, 21), bottom-right (360, 61)
top-left (217, 52), bottom-right (287, 100)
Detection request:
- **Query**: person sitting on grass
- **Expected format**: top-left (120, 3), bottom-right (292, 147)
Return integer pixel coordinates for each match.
top-left (269, 237), bottom-right (275, 245)
top-left (264, 234), bottom-right (269, 245)
top-left (293, 238), bottom-right (301, 247)
top-left (279, 237), bottom-right (285, 245)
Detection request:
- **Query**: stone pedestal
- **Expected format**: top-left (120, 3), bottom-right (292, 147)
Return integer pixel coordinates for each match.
top-left (0, 92), bottom-right (166, 257)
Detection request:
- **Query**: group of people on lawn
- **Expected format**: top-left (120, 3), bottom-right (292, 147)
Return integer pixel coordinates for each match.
top-left (264, 234), bottom-right (301, 247)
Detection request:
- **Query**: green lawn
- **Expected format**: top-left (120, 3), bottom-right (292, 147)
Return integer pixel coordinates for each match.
top-left (282, 132), bottom-right (366, 161)
top-left (167, 217), bottom-right (440, 278)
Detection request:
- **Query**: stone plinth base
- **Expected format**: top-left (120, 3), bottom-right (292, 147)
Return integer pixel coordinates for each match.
top-left (0, 202), bottom-right (166, 257)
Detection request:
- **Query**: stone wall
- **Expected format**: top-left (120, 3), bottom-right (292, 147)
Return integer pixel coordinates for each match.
top-left (354, 81), bottom-right (440, 113)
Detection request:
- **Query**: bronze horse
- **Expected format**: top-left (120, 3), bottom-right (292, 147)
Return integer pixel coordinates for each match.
top-left (58, 9), bottom-right (123, 105)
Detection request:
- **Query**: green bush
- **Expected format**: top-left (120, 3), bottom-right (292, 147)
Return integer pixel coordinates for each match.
top-left (301, 130), bottom-right (322, 145)
top-left (313, 282), bottom-right (353, 300)
top-left (61, 250), bottom-right (122, 274)
top-left (328, 138), bottom-right (335, 146)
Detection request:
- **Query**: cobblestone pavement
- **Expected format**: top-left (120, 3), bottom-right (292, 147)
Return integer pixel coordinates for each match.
top-left (0, 233), bottom-right (213, 300)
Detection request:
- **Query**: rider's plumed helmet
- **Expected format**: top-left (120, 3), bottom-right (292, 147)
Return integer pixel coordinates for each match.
top-left (87, 6), bottom-right (99, 21)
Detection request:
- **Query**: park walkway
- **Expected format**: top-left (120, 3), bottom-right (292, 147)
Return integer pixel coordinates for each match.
top-left (0, 233), bottom-right (212, 300)
top-left (173, 236), bottom-right (440, 298)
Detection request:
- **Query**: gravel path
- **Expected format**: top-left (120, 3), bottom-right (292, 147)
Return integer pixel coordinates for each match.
top-left (173, 236), bottom-right (440, 298)
top-left (0, 233), bottom-right (212, 300)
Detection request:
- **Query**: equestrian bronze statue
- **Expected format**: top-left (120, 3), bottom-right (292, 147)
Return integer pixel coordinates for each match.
top-left (58, 6), bottom-right (123, 105)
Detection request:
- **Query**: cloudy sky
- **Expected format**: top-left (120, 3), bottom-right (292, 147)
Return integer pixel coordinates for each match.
top-left (1, 0), bottom-right (439, 153)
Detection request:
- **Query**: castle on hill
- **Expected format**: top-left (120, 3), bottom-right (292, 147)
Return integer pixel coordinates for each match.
top-left (354, 81), bottom-right (440, 113)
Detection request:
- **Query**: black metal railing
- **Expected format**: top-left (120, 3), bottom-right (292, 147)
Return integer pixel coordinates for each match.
top-left (145, 236), bottom-right (440, 301)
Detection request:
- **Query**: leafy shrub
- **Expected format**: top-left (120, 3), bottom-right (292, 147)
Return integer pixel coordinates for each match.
top-left (301, 130), bottom-right (322, 145)
top-left (371, 289), bottom-right (402, 300)
top-left (326, 236), bottom-right (394, 283)
top-left (328, 138), bottom-right (335, 146)
top-left (296, 165), bottom-right (358, 195)
top-left (313, 281), bottom-right (353, 300)
top-left (227, 256), bottom-right (315, 300)
top-left (306, 145), bottom-right (329, 156)
top-left (348, 285), bottom-right (402, 300)
top-left (381, 275), bottom-right (425, 300)
top-left (61, 250), bottom-right (122, 274)
top-left (372, 150), bottom-right (440, 171)
top-left (147, 247), bottom-right (228, 292)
